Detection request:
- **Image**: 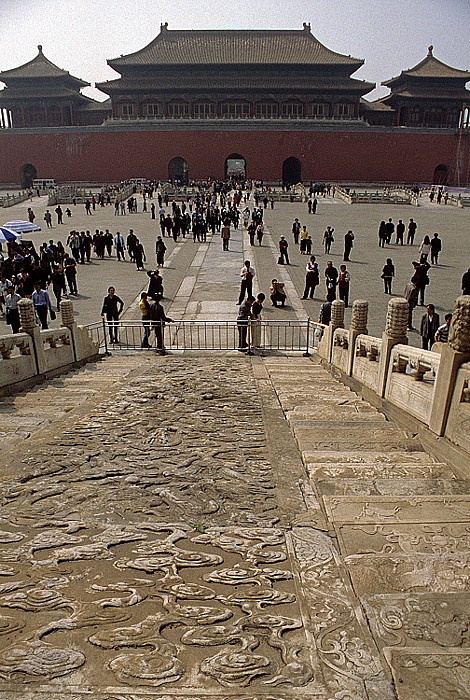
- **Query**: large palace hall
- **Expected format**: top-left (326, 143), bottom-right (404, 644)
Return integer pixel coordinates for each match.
top-left (0, 24), bottom-right (469, 186)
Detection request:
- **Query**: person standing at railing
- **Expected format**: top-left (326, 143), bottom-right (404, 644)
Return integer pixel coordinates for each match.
top-left (250, 293), bottom-right (265, 349)
top-left (101, 286), bottom-right (124, 344)
top-left (149, 294), bottom-right (173, 355)
top-left (237, 295), bottom-right (254, 351)
top-left (139, 292), bottom-right (152, 348)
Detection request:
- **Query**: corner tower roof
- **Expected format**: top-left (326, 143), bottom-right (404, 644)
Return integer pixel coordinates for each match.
top-left (0, 45), bottom-right (89, 88)
top-left (108, 24), bottom-right (364, 70)
top-left (383, 46), bottom-right (470, 87)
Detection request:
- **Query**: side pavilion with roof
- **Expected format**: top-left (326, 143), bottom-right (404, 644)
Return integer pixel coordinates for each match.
top-left (0, 45), bottom-right (109, 129)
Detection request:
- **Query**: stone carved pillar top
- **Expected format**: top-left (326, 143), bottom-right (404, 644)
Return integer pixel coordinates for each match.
top-left (17, 298), bottom-right (37, 331)
top-left (449, 295), bottom-right (470, 353)
top-left (350, 299), bottom-right (368, 333)
top-left (385, 298), bottom-right (409, 339)
top-left (331, 299), bottom-right (345, 329)
top-left (60, 299), bottom-right (75, 327)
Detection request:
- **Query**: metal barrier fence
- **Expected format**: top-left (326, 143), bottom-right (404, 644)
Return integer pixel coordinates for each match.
top-left (85, 319), bottom-right (325, 355)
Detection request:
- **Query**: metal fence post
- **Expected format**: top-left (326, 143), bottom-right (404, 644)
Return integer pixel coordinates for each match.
top-left (246, 320), bottom-right (253, 355)
top-left (303, 318), bottom-right (311, 356)
top-left (102, 317), bottom-right (110, 355)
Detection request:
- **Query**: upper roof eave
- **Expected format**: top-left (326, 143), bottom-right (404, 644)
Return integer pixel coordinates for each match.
top-left (107, 25), bottom-right (365, 70)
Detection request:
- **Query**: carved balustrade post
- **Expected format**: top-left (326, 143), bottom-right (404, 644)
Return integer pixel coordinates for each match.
top-left (17, 298), bottom-right (47, 374)
top-left (320, 299), bottom-right (345, 363)
top-left (60, 299), bottom-right (78, 361)
top-left (348, 299), bottom-right (368, 376)
top-left (377, 297), bottom-right (409, 397)
top-left (430, 295), bottom-right (470, 436)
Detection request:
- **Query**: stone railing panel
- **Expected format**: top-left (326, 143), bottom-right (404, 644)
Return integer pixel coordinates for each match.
top-left (0, 334), bottom-right (36, 389)
top-left (331, 328), bottom-right (350, 374)
top-left (444, 362), bottom-right (470, 453)
top-left (385, 344), bottom-right (440, 424)
top-left (42, 329), bottom-right (74, 372)
top-left (351, 334), bottom-right (382, 392)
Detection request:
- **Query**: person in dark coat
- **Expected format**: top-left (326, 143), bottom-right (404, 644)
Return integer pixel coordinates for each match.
top-left (147, 269), bottom-right (164, 300)
top-left (343, 230), bottom-right (354, 261)
top-left (101, 286), bottom-right (124, 343)
top-left (149, 294), bottom-right (173, 354)
top-left (420, 304), bottom-right (440, 350)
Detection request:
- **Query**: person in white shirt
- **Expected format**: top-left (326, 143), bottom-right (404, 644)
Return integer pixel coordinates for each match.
top-left (238, 261), bottom-right (255, 305)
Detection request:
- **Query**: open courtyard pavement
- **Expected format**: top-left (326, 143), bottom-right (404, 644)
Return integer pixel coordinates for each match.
top-left (0, 189), bottom-right (468, 341)
top-left (0, 189), bottom-right (469, 700)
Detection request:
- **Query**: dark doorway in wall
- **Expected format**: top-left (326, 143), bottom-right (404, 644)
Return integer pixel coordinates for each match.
top-left (433, 164), bottom-right (449, 185)
top-left (168, 157), bottom-right (189, 185)
top-left (20, 163), bottom-right (37, 188)
top-left (282, 157), bottom-right (302, 185)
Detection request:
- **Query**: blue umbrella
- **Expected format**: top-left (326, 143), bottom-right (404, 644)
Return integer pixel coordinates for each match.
top-left (0, 226), bottom-right (21, 243)
top-left (3, 219), bottom-right (41, 233)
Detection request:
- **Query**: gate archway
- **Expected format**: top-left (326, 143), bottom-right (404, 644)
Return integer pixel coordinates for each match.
top-left (225, 153), bottom-right (246, 180)
top-left (282, 157), bottom-right (302, 186)
top-left (20, 163), bottom-right (37, 189)
top-left (168, 157), bottom-right (189, 185)
top-left (433, 164), bottom-right (448, 185)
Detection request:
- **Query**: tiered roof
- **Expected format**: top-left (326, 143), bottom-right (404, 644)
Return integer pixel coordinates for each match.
top-left (0, 45), bottom-right (89, 88)
top-left (108, 24), bottom-right (364, 69)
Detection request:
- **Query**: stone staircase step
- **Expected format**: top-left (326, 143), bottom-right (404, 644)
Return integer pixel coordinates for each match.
top-left (316, 478), bottom-right (469, 497)
top-left (322, 495), bottom-right (470, 524)
top-left (307, 462), bottom-right (455, 479)
top-left (336, 521), bottom-right (470, 556)
top-left (303, 450), bottom-right (433, 464)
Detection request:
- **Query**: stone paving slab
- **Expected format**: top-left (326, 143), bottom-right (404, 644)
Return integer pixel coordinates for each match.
top-left (385, 648), bottom-right (470, 700)
top-left (346, 552), bottom-right (470, 594)
top-left (362, 593), bottom-right (470, 650)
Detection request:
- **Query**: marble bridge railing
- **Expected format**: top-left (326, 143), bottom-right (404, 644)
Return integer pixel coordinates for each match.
top-left (318, 295), bottom-right (470, 458)
top-left (0, 298), bottom-right (99, 394)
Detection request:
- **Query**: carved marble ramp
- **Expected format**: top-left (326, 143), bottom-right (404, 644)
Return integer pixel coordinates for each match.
top-left (0, 354), bottom-right (394, 700)
top-left (263, 357), bottom-right (470, 700)
top-left (0, 354), bottom-right (468, 700)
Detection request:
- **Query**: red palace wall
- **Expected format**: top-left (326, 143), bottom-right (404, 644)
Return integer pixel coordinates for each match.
top-left (0, 127), bottom-right (468, 184)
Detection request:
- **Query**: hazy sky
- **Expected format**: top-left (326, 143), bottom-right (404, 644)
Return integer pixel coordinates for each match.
top-left (1, 0), bottom-right (469, 101)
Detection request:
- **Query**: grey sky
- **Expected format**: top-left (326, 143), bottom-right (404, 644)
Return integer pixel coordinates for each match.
top-left (1, 0), bottom-right (469, 101)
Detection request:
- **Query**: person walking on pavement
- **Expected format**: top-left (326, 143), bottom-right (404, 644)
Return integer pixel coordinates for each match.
top-left (238, 261), bottom-right (255, 305)
top-left (381, 258), bottom-right (395, 294)
top-left (420, 304), bottom-right (440, 350)
top-left (407, 218), bottom-right (417, 245)
top-left (302, 256), bottom-right (319, 299)
top-left (323, 226), bottom-right (334, 253)
top-left (114, 231), bottom-right (126, 261)
top-left (155, 236), bottom-right (166, 267)
top-left (343, 230), bottom-right (354, 261)
top-left (63, 253), bottom-right (78, 295)
top-left (278, 236), bottom-right (289, 264)
top-left (430, 233), bottom-right (442, 265)
top-left (292, 218), bottom-right (301, 245)
top-left (101, 286), bottom-right (124, 344)
top-left (221, 221), bottom-right (231, 251)
top-left (338, 264), bottom-right (351, 307)
top-left (396, 219), bottom-right (405, 245)
top-left (325, 261), bottom-right (338, 300)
